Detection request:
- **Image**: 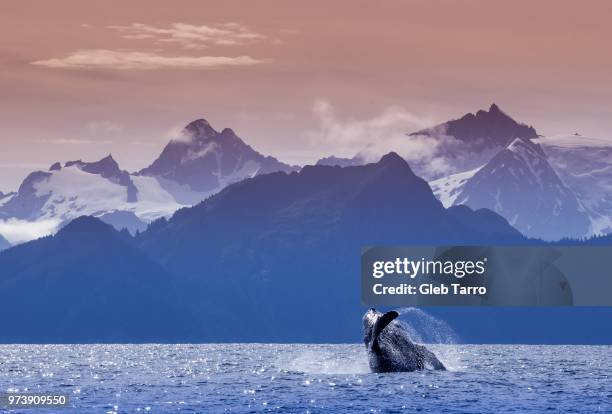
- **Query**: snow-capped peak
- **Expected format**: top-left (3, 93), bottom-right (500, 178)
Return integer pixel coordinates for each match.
top-left (0, 155), bottom-right (185, 242)
top-left (1, 117), bottom-right (299, 245)
top-left (431, 135), bottom-right (591, 240)
top-left (534, 133), bottom-right (612, 236)
top-left (506, 137), bottom-right (547, 172)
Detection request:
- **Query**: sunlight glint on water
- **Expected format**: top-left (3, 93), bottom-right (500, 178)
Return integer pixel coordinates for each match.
top-left (0, 344), bottom-right (610, 413)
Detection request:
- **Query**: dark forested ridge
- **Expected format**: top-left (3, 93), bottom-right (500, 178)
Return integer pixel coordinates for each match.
top-left (0, 154), bottom-right (610, 343)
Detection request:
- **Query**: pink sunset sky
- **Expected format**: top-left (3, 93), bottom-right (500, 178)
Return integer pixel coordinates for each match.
top-left (1, 0), bottom-right (611, 190)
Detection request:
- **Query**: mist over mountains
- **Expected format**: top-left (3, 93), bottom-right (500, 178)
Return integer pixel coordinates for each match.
top-left (318, 104), bottom-right (610, 240)
top-left (413, 104), bottom-right (538, 149)
top-left (413, 105), bottom-right (607, 240)
top-left (0, 105), bottom-right (610, 243)
top-left (411, 103), bottom-right (540, 177)
top-left (138, 119), bottom-right (298, 202)
top-left (1, 102), bottom-right (612, 342)
top-left (0, 153), bottom-right (525, 342)
top-left (1, 152), bottom-right (610, 343)
top-left (432, 137), bottom-right (591, 240)
top-left (0, 119), bottom-right (297, 242)
top-left (535, 134), bottom-right (612, 235)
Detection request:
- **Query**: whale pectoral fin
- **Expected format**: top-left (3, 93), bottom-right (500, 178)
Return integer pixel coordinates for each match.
top-left (371, 311), bottom-right (399, 353)
top-left (374, 311), bottom-right (399, 338)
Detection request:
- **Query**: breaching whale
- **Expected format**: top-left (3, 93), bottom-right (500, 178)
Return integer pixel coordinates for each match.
top-left (362, 308), bottom-right (446, 373)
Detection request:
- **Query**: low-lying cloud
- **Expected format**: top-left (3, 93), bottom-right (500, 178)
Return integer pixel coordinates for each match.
top-left (0, 218), bottom-right (59, 245)
top-left (31, 49), bottom-right (265, 70)
top-left (306, 100), bottom-right (462, 179)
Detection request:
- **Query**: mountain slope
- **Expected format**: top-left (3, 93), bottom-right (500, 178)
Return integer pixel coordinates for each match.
top-left (0, 234), bottom-right (9, 251)
top-left (2, 154), bottom-right (611, 343)
top-left (98, 210), bottom-right (148, 235)
top-left (0, 191), bottom-right (15, 207)
top-left (139, 119), bottom-right (298, 200)
top-left (0, 217), bottom-right (199, 342)
top-left (409, 104), bottom-right (539, 177)
top-left (0, 155), bottom-right (184, 235)
top-left (136, 152), bottom-right (523, 341)
top-left (315, 154), bottom-right (365, 167)
top-left (1, 153), bottom-right (524, 342)
top-left (0, 119), bottom-right (299, 243)
top-left (429, 166), bottom-right (481, 208)
top-left (535, 134), bottom-right (612, 235)
top-left (452, 137), bottom-right (590, 240)
top-left (412, 103), bottom-right (538, 149)
top-left (140, 151), bottom-right (523, 267)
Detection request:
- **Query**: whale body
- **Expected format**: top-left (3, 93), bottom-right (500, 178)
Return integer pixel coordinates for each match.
top-left (363, 308), bottom-right (446, 373)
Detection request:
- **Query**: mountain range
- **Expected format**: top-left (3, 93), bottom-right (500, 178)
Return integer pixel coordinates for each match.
top-left (2, 152), bottom-right (610, 344)
top-left (138, 119), bottom-right (297, 201)
top-left (0, 119), bottom-right (296, 241)
top-left (412, 103), bottom-right (538, 149)
top-left (0, 153), bottom-right (527, 342)
top-left (534, 134), bottom-right (612, 235)
top-left (1, 105), bottom-right (611, 244)
top-left (0, 216), bottom-right (199, 342)
top-left (412, 103), bottom-right (540, 176)
top-left (413, 105), bottom-right (608, 240)
top-left (318, 104), bottom-right (609, 240)
top-left (430, 136), bottom-right (591, 240)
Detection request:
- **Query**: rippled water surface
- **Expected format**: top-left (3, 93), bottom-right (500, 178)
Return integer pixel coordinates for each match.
top-left (0, 344), bottom-right (610, 413)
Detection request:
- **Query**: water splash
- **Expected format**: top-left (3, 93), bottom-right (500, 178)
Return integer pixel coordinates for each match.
top-left (396, 307), bottom-right (466, 371)
top-left (396, 307), bottom-right (458, 344)
top-left (281, 309), bottom-right (466, 374)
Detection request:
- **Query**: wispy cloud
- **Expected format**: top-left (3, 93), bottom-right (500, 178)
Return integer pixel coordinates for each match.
top-left (31, 49), bottom-right (265, 70)
top-left (31, 22), bottom-right (270, 71)
top-left (306, 100), bottom-right (464, 178)
top-left (109, 22), bottom-right (266, 49)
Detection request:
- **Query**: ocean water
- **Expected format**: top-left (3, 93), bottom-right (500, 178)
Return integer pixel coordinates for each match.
top-left (0, 343), bottom-right (610, 413)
